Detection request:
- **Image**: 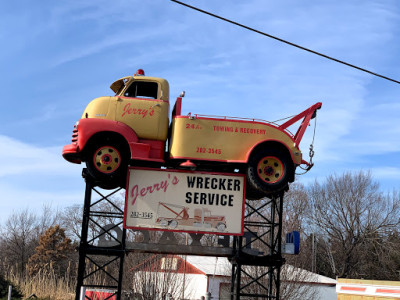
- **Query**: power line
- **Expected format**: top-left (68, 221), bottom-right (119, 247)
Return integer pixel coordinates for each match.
top-left (171, 0), bottom-right (400, 85)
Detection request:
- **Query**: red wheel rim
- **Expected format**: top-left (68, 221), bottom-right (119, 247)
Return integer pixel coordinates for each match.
top-left (93, 146), bottom-right (121, 174)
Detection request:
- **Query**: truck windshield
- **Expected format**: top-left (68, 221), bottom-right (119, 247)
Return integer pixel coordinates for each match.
top-left (124, 81), bottom-right (158, 99)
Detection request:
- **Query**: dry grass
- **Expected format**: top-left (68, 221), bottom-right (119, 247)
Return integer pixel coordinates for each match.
top-left (2, 258), bottom-right (115, 300)
top-left (4, 263), bottom-right (75, 300)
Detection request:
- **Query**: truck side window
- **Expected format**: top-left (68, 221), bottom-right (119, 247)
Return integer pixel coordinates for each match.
top-left (124, 81), bottom-right (158, 99)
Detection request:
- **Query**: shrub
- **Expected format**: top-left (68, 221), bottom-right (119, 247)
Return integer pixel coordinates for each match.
top-left (0, 274), bottom-right (22, 299)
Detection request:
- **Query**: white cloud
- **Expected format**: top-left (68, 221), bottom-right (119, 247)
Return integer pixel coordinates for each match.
top-left (371, 167), bottom-right (400, 180)
top-left (0, 180), bottom-right (84, 223)
top-left (0, 135), bottom-right (80, 177)
top-left (0, 137), bottom-right (124, 221)
top-left (0, 135), bottom-right (86, 222)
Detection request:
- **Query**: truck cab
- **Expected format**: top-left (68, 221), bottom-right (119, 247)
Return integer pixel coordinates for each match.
top-left (81, 70), bottom-right (170, 142)
top-left (108, 71), bottom-right (170, 141)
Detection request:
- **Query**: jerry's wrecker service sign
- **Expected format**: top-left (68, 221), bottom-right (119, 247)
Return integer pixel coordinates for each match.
top-left (124, 168), bottom-right (245, 235)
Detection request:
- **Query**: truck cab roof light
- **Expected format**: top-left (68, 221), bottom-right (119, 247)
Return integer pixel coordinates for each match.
top-left (135, 69), bottom-right (145, 76)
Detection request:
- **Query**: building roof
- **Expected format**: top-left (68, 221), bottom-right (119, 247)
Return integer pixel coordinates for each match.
top-left (181, 255), bottom-right (337, 285)
top-left (282, 264), bottom-right (337, 285)
top-left (131, 254), bottom-right (337, 285)
top-left (183, 255), bottom-right (229, 276)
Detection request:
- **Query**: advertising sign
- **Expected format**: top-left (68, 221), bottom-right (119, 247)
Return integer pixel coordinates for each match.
top-left (124, 168), bottom-right (245, 235)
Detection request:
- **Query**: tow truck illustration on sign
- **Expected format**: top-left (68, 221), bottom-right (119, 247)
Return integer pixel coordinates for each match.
top-left (156, 202), bottom-right (227, 232)
top-left (62, 69), bottom-right (321, 199)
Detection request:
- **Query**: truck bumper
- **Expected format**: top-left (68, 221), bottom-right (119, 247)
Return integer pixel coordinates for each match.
top-left (62, 144), bottom-right (82, 164)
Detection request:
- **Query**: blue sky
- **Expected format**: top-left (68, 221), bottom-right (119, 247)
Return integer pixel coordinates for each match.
top-left (1, 0), bottom-right (399, 221)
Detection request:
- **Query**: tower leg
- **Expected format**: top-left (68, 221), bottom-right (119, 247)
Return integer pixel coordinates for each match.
top-left (230, 193), bottom-right (285, 299)
top-left (75, 170), bottom-right (126, 300)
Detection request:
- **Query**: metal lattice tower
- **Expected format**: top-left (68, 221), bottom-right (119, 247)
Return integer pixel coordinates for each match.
top-left (75, 170), bottom-right (126, 300)
top-left (230, 193), bottom-right (284, 299)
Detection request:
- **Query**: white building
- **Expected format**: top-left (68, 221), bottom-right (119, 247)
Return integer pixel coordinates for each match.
top-left (131, 255), bottom-right (336, 299)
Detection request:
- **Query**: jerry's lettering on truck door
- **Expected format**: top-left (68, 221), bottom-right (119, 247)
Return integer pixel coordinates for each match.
top-left (121, 103), bottom-right (155, 118)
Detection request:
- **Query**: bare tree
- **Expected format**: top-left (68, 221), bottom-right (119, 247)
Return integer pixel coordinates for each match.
top-left (307, 171), bottom-right (400, 278)
top-left (129, 254), bottom-right (193, 300)
top-left (59, 204), bottom-right (83, 241)
top-left (280, 265), bottom-right (320, 300)
top-left (283, 183), bottom-right (309, 234)
top-left (59, 192), bottom-right (126, 243)
top-left (227, 186), bottom-right (320, 300)
top-left (280, 183), bottom-right (321, 299)
top-left (36, 204), bottom-right (60, 236)
top-left (0, 205), bottom-right (63, 276)
top-left (0, 209), bottom-right (39, 273)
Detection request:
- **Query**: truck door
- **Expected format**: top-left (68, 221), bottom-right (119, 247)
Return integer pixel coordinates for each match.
top-left (115, 80), bottom-right (169, 141)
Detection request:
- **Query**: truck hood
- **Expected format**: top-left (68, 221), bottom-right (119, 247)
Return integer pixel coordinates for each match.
top-left (81, 96), bottom-right (113, 119)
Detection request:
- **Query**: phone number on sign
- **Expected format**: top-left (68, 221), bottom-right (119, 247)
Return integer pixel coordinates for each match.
top-left (130, 212), bottom-right (153, 219)
top-left (196, 147), bottom-right (222, 155)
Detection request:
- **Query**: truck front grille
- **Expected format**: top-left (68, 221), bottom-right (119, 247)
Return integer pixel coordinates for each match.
top-left (72, 125), bottom-right (78, 143)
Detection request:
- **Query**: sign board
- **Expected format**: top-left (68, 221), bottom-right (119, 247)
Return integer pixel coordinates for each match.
top-left (337, 278), bottom-right (400, 299)
top-left (282, 231), bottom-right (300, 255)
top-left (124, 168), bottom-right (245, 235)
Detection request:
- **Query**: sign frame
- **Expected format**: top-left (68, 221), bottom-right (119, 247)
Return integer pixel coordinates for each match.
top-left (123, 167), bottom-right (246, 236)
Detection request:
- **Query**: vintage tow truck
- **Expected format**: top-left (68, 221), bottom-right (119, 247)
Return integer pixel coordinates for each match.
top-left (156, 202), bottom-right (227, 232)
top-left (62, 69), bottom-right (321, 199)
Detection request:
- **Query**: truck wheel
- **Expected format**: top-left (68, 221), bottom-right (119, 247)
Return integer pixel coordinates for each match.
top-left (216, 222), bottom-right (226, 232)
top-left (86, 139), bottom-right (128, 189)
top-left (157, 218), bottom-right (168, 227)
top-left (247, 148), bottom-right (293, 196)
top-left (169, 220), bottom-right (178, 229)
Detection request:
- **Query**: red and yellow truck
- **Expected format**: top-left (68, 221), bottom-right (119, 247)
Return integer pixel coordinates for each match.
top-left (62, 69), bottom-right (321, 199)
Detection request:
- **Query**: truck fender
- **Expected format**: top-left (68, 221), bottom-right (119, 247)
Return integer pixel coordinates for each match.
top-left (77, 118), bottom-right (138, 155)
top-left (245, 139), bottom-right (297, 165)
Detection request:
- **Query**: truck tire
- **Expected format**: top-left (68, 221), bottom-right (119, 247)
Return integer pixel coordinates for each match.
top-left (216, 222), bottom-right (226, 232)
top-left (86, 138), bottom-right (128, 189)
top-left (169, 220), bottom-right (178, 229)
top-left (246, 148), bottom-right (293, 197)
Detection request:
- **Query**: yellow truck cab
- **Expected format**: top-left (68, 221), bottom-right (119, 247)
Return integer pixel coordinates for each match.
top-left (63, 69), bottom-right (321, 198)
top-left (108, 72), bottom-right (170, 141)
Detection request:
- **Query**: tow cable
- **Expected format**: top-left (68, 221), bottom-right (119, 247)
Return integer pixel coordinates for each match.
top-left (296, 113), bottom-right (317, 175)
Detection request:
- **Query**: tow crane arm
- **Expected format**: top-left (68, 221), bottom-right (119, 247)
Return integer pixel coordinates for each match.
top-left (278, 102), bottom-right (322, 147)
